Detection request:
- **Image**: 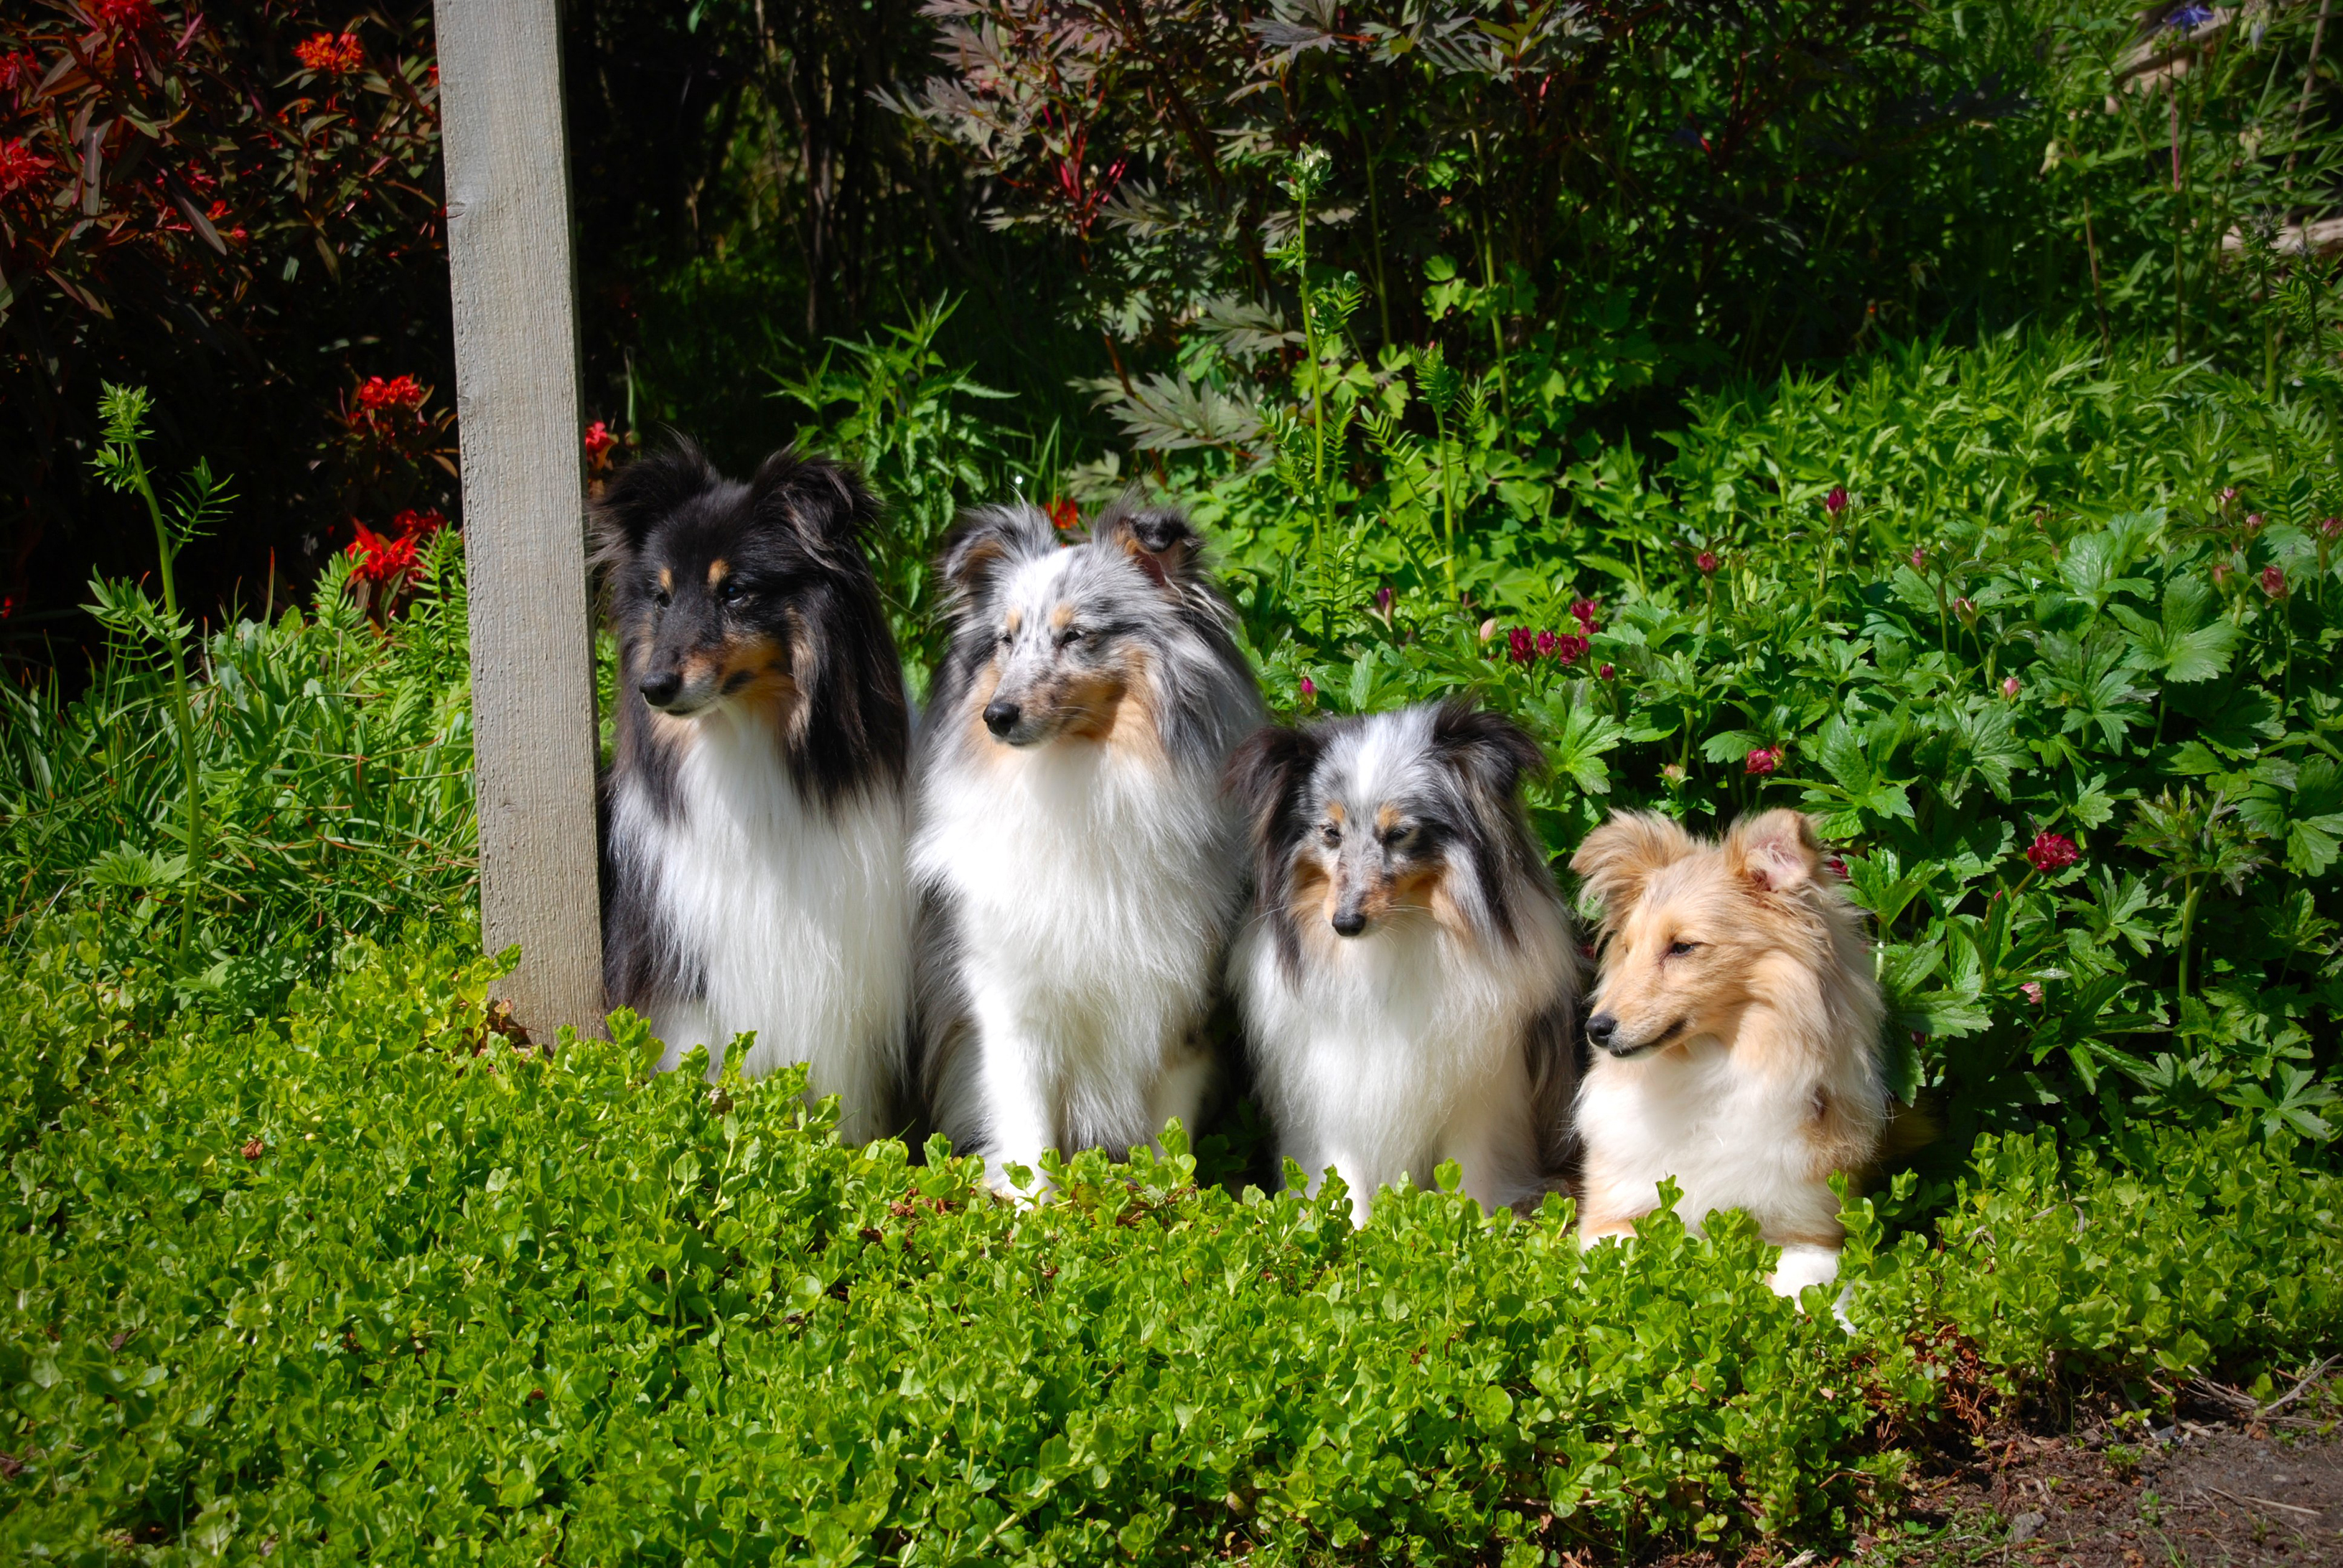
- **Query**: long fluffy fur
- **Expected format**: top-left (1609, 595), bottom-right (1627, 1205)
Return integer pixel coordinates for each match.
top-left (911, 497), bottom-right (1263, 1191)
top-left (595, 441), bottom-right (914, 1142)
top-left (1226, 701), bottom-right (1579, 1224)
top-left (1569, 808), bottom-right (1886, 1294)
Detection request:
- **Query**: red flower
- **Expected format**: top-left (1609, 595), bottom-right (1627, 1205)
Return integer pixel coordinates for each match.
top-left (392, 508), bottom-right (446, 536)
top-left (584, 420), bottom-right (617, 471)
top-left (1045, 496), bottom-right (1079, 532)
top-left (1745, 746), bottom-right (1784, 776)
top-left (1694, 550), bottom-right (1718, 576)
top-left (1826, 854), bottom-right (1850, 880)
top-left (347, 520), bottom-right (423, 588)
top-left (1823, 486), bottom-right (1848, 517)
top-left (1298, 676), bottom-right (1316, 700)
top-left (356, 374), bottom-right (426, 411)
top-left (1597, 663), bottom-right (1614, 681)
top-left (1535, 629), bottom-right (1557, 657)
top-left (1909, 544), bottom-right (1927, 571)
top-left (1553, 632), bottom-right (1589, 665)
top-left (295, 32), bottom-right (366, 75)
top-left (95, 0), bottom-right (158, 32)
top-left (1569, 596), bottom-right (1601, 634)
top-left (0, 52), bottom-right (39, 93)
top-left (0, 139), bottom-right (54, 198)
top-left (2260, 564), bottom-right (2287, 598)
top-left (2319, 516), bottom-right (2342, 540)
top-left (1507, 627), bottom-right (1535, 665)
top-left (2024, 831), bottom-right (2079, 873)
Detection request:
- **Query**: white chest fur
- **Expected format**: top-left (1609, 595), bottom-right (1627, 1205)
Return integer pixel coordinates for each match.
top-left (613, 708), bottom-right (912, 1142)
top-left (913, 738), bottom-right (1241, 1160)
top-left (1235, 904), bottom-right (1564, 1221)
top-left (1575, 1037), bottom-right (1838, 1241)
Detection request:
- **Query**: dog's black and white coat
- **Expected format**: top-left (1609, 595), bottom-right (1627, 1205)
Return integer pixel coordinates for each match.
top-left (595, 443), bottom-right (913, 1141)
top-left (1225, 702), bottom-right (1579, 1224)
top-left (912, 500), bottom-right (1264, 1193)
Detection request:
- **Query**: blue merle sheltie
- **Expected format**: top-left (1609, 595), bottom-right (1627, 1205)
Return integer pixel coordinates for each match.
top-left (911, 499), bottom-right (1264, 1193)
top-left (593, 441), bottom-right (913, 1142)
top-left (1224, 701), bottom-right (1580, 1224)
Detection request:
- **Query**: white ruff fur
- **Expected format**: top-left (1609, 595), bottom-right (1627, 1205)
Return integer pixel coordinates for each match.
top-left (915, 738), bottom-right (1234, 1192)
top-left (1576, 1018), bottom-right (1874, 1301)
top-left (614, 705), bottom-right (912, 1143)
top-left (1235, 901), bottom-right (1566, 1226)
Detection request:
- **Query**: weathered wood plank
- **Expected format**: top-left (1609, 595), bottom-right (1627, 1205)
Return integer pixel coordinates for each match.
top-left (436, 0), bottom-right (604, 1036)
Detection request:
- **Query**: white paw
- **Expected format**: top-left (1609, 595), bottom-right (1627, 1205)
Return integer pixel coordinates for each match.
top-left (1767, 1243), bottom-right (1842, 1302)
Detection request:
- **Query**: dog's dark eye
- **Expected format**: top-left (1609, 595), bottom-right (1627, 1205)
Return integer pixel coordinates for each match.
top-left (1667, 940), bottom-right (1700, 957)
top-left (650, 581), bottom-right (670, 607)
top-left (1381, 823), bottom-right (1415, 849)
top-left (1059, 626), bottom-right (1084, 648)
top-left (1317, 822), bottom-right (1341, 847)
top-left (719, 578), bottom-right (749, 605)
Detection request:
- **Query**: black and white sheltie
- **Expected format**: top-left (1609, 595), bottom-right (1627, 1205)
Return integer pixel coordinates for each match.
top-left (594, 442), bottom-right (914, 1142)
top-left (1225, 701), bottom-right (1580, 1224)
top-left (911, 499), bottom-right (1264, 1193)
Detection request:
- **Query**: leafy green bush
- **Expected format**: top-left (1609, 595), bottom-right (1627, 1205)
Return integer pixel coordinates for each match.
top-left (3, 928), bottom-right (2334, 1564)
top-left (0, 539), bottom-right (474, 1008)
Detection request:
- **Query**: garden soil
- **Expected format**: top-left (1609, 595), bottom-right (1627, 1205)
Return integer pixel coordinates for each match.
top-left (1856, 1374), bottom-right (2343, 1567)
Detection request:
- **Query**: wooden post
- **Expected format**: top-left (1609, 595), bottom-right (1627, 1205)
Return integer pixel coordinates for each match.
top-left (436, 0), bottom-right (605, 1036)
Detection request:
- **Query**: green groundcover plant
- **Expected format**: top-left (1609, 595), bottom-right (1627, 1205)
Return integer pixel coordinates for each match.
top-left (0, 929), bottom-right (2336, 1564)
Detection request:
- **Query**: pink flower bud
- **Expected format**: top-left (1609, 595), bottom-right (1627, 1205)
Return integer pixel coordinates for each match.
top-left (1299, 677), bottom-right (1315, 700)
top-left (1823, 486), bottom-right (1848, 517)
top-left (2261, 564), bottom-right (2286, 598)
top-left (1598, 663), bottom-right (1615, 681)
top-left (2024, 832), bottom-right (2080, 873)
top-left (1695, 551), bottom-right (1718, 576)
top-left (2002, 675), bottom-right (2021, 698)
top-left (2021, 981), bottom-right (2044, 1005)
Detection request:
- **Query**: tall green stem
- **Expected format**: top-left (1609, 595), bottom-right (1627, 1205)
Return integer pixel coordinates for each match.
top-left (2176, 876), bottom-right (2202, 1007)
top-left (128, 447), bottom-right (203, 957)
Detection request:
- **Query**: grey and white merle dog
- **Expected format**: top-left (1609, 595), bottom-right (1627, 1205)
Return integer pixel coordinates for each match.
top-left (594, 441), bottom-right (915, 1142)
top-left (910, 499), bottom-right (1263, 1193)
top-left (1224, 701), bottom-right (1579, 1224)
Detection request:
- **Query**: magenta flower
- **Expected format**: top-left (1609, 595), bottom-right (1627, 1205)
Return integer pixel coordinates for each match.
top-left (1372, 586), bottom-right (1394, 618)
top-left (1823, 486), bottom-right (1848, 517)
top-left (2261, 565), bottom-right (2287, 598)
top-left (1745, 746), bottom-right (1784, 776)
top-left (1826, 854), bottom-right (1850, 881)
top-left (1553, 633), bottom-right (1589, 665)
top-left (1952, 596), bottom-right (1978, 626)
top-left (1507, 627), bottom-right (1535, 665)
top-left (1569, 597), bottom-right (1601, 634)
top-left (1694, 550), bottom-right (1719, 576)
top-left (2024, 832), bottom-right (2080, 873)
top-left (2002, 675), bottom-right (2021, 698)
top-left (1909, 544), bottom-right (1927, 571)
top-left (1598, 663), bottom-right (1615, 681)
top-left (2320, 516), bottom-right (2342, 541)
top-left (1535, 630), bottom-right (1558, 657)
top-left (2021, 981), bottom-right (2044, 1005)
top-left (1299, 676), bottom-right (1316, 700)
top-left (2220, 486), bottom-right (2240, 507)
top-left (2245, 512), bottom-right (2265, 534)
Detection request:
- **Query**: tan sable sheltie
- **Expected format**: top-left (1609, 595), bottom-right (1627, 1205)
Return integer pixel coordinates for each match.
top-left (1569, 808), bottom-right (1886, 1299)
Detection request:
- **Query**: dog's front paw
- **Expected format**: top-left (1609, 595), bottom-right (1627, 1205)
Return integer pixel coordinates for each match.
top-left (1766, 1242), bottom-right (1843, 1309)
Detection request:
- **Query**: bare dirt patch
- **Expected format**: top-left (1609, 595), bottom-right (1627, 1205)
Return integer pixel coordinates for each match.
top-left (1859, 1369), bottom-right (2342, 1568)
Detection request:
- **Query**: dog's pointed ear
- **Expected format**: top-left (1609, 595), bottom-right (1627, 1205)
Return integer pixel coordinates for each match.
top-left (1091, 495), bottom-right (1205, 592)
top-left (1571, 810), bottom-right (1693, 921)
top-left (939, 504), bottom-right (1055, 602)
top-left (1429, 701), bottom-right (1545, 803)
top-left (590, 440), bottom-right (717, 562)
top-left (1223, 723), bottom-right (1322, 860)
top-left (1727, 809), bottom-right (1823, 896)
top-left (749, 449), bottom-right (879, 563)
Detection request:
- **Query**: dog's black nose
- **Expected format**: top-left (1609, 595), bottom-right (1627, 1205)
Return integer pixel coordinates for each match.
top-left (1331, 910), bottom-right (1367, 937)
top-left (639, 672), bottom-right (683, 708)
top-left (983, 699), bottom-right (1021, 738)
top-left (1586, 1013), bottom-right (1618, 1048)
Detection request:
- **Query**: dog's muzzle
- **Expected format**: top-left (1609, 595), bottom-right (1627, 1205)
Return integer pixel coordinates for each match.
top-left (1587, 1013), bottom-right (1681, 1059)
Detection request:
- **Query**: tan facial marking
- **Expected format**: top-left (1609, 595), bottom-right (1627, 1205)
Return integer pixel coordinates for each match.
top-left (1056, 665), bottom-right (1131, 740)
top-left (1049, 603), bottom-right (1075, 632)
top-left (1325, 801), bottom-right (1347, 827)
top-left (1004, 609), bottom-right (1023, 638)
top-left (658, 567), bottom-right (673, 594)
top-left (708, 559), bottom-right (730, 587)
top-left (1375, 803), bottom-right (1402, 836)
